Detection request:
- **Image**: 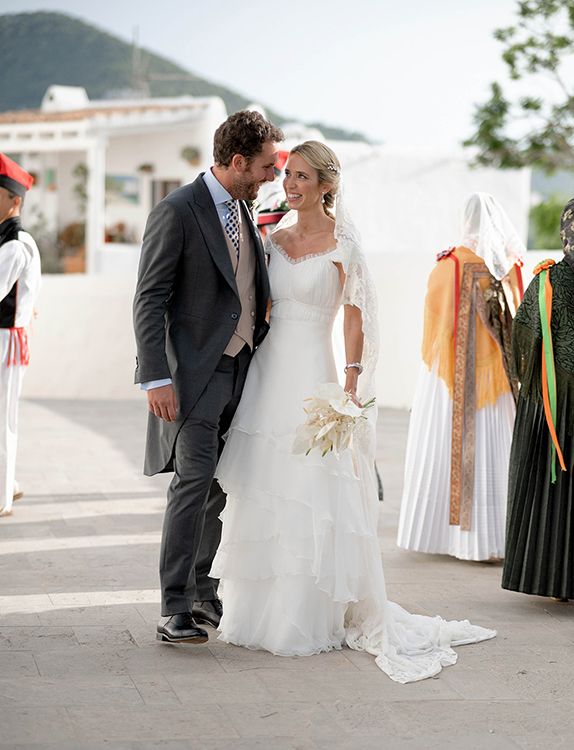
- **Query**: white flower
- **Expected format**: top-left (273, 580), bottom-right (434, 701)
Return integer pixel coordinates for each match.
top-left (292, 383), bottom-right (375, 459)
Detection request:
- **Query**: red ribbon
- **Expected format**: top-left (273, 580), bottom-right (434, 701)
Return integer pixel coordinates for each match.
top-left (516, 262), bottom-right (524, 301)
top-left (450, 253), bottom-right (461, 352)
top-left (7, 327), bottom-right (30, 367)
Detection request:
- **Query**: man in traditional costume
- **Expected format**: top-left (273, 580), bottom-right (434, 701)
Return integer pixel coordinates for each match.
top-left (502, 198), bottom-right (574, 600)
top-left (0, 154), bottom-right (41, 517)
top-left (398, 193), bottom-right (524, 560)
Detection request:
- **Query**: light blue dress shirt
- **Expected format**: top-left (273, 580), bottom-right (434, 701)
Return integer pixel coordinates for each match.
top-left (141, 170), bottom-right (239, 391)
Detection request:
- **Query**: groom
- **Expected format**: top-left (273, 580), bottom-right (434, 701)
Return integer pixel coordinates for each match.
top-left (134, 111), bottom-right (283, 643)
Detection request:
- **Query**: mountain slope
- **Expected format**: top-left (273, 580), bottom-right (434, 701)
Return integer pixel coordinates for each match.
top-left (0, 11), bottom-right (366, 141)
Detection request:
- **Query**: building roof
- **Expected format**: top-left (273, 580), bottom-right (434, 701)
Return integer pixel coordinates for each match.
top-left (0, 101), bottom-right (208, 125)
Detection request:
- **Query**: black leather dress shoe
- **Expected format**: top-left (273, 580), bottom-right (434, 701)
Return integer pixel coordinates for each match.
top-left (156, 613), bottom-right (208, 643)
top-left (192, 599), bottom-right (223, 628)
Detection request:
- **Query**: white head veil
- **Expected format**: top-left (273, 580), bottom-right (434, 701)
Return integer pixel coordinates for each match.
top-left (460, 192), bottom-right (526, 280)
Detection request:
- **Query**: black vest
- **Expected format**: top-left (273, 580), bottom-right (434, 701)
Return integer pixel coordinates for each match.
top-left (0, 218), bottom-right (23, 328)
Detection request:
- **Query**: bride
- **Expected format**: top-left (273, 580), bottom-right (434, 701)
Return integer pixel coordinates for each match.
top-left (210, 140), bottom-right (495, 683)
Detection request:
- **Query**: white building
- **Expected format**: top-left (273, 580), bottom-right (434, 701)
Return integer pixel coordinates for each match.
top-left (0, 85), bottom-right (227, 273)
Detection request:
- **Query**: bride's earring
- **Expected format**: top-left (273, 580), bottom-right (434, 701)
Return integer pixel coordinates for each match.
top-left (321, 193), bottom-right (326, 204)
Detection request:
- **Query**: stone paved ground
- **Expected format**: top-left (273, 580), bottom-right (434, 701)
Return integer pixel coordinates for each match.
top-left (0, 400), bottom-right (573, 750)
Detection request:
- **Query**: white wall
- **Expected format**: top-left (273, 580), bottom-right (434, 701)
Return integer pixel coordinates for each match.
top-left (23, 275), bottom-right (138, 401)
top-left (330, 143), bottom-right (531, 258)
top-left (22, 250), bottom-right (562, 407)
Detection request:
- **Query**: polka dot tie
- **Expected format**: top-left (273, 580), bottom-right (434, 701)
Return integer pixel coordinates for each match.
top-left (224, 200), bottom-right (240, 259)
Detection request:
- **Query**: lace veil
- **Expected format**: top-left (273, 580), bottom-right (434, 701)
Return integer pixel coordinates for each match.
top-left (333, 181), bottom-right (380, 408)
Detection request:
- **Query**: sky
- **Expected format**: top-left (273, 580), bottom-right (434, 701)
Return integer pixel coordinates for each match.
top-left (0, 0), bottom-right (519, 149)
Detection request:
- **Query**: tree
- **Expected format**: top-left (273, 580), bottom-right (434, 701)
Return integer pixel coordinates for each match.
top-left (464, 1), bottom-right (574, 171)
top-left (530, 194), bottom-right (564, 247)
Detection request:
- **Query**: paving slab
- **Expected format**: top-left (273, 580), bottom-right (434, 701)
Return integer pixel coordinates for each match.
top-left (0, 399), bottom-right (572, 749)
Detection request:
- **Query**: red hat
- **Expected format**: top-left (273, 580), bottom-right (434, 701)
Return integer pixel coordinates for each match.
top-left (0, 154), bottom-right (34, 197)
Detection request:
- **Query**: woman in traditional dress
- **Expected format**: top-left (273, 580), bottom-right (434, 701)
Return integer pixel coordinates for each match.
top-left (210, 143), bottom-right (496, 684)
top-left (502, 198), bottom-right (574, 601)
top-left (397, 193), bottom-right (524, 561)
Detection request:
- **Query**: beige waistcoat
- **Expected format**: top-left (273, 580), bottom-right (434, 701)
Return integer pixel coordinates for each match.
top-left (223, 204), bottom-right (257, 357)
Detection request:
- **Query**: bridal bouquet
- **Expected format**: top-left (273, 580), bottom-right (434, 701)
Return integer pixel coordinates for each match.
top-left (292, 383), bottom-right (375, 459)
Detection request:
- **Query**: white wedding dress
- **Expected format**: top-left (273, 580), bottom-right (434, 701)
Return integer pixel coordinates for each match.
top-left (211, 233), bottom-right (495, 683)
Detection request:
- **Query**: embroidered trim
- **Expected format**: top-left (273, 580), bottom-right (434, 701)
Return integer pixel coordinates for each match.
top-left (450, 263), bottom-right (494, 531)
top-left (271, 236), bottom-right (337, 265)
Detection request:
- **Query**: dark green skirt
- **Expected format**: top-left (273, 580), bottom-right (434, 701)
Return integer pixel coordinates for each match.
top-left (502, 393), bottom-right (574, 598)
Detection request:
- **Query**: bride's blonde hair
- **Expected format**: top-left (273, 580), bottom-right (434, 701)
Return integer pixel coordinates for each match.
top-left (290, 141), bottom-right (341, 218)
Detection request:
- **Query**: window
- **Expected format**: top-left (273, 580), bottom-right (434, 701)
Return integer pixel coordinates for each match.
top-left (151, 180), bottom-right (181, 206)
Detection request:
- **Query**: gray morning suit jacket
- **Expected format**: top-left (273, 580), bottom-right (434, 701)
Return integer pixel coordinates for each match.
top-left (133, 174), bottom-right (270, 476)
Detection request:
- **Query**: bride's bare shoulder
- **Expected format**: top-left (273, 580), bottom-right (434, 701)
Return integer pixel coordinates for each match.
top-left (272, 227), bottom-right (292, 244)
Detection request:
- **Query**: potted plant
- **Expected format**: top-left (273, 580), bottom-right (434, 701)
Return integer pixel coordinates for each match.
top-left (58, 222), bottom-right (86, 273)
top-left (180, 146), bottom-right (201, 166)
top-left (57, 162), bottom-right (88, 272)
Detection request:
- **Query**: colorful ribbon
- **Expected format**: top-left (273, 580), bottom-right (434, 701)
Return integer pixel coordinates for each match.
top-left (535, 262), bottom-right (566, 482)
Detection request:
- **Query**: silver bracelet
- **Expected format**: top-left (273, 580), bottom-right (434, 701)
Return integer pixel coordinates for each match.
top-left (344, 362), bottom-right (363, 374)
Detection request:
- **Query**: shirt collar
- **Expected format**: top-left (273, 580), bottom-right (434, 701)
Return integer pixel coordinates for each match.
top-left (203, 168), bottom-right (234, 206)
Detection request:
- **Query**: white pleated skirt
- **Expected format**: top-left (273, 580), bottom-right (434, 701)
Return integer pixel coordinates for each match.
top-left (397, 363), bottom-right (515, 561)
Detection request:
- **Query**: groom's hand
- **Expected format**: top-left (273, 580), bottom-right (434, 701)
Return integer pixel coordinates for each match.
top-left (147, 384), bottom-right (178, 422)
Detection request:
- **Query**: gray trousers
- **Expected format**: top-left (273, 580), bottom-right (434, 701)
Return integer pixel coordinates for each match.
top-left (160, 346), bottom-right (251, 615)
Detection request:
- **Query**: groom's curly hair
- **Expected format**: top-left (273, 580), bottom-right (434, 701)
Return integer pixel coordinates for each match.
top-left (213, 111), bottom-right (284, 167)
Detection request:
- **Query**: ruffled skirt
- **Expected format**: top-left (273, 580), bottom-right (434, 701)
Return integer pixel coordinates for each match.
top-left (212, 317), bottom-right (496, 682)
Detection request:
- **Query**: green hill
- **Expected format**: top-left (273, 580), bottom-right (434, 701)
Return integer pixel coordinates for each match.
top-left (0, 11), bottom-right (366, 142)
